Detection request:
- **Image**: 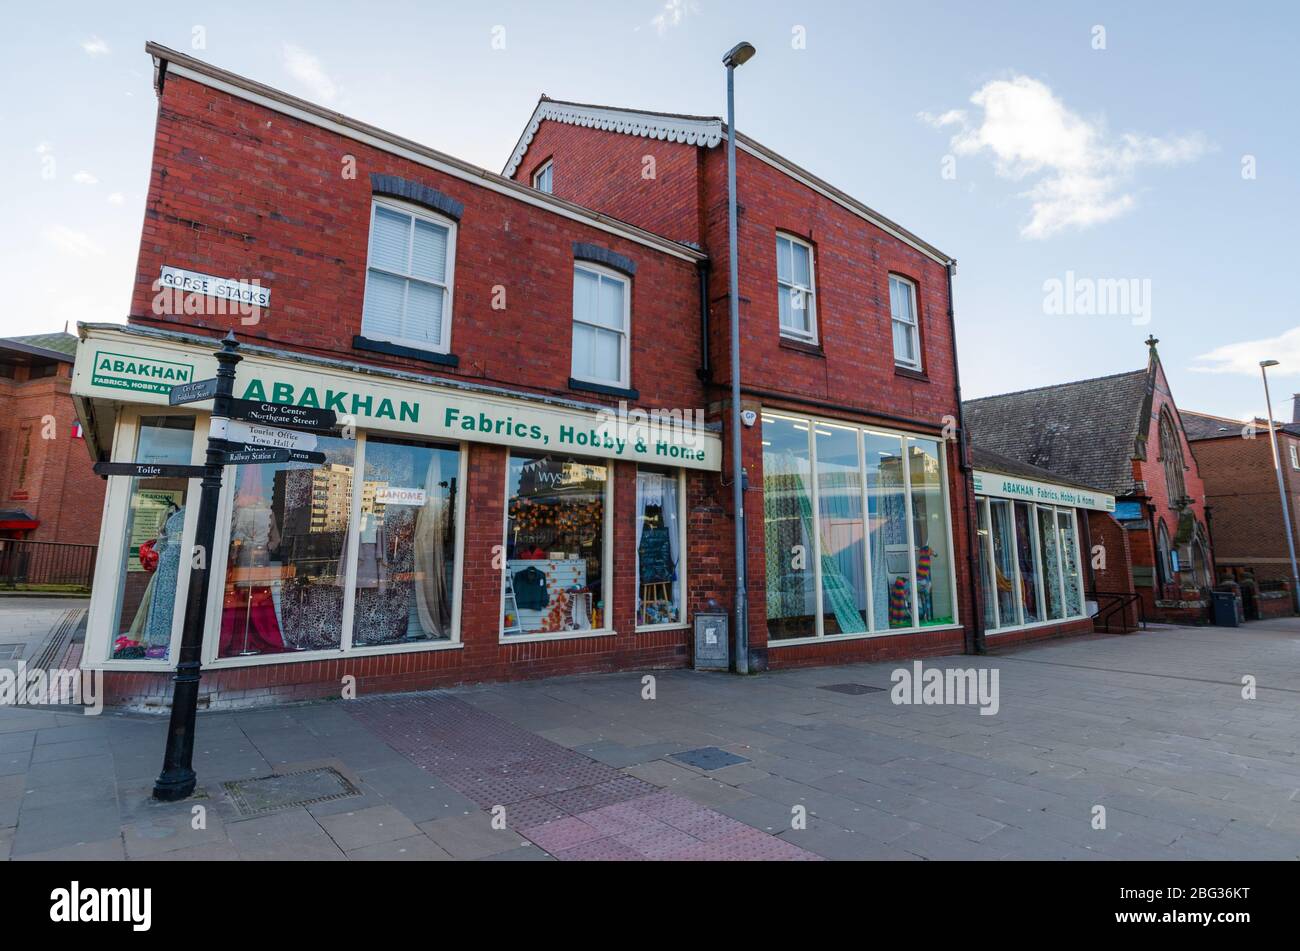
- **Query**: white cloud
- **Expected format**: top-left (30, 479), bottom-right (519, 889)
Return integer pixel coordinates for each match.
top-left (1192, 326), bottom-right (1300, 377)
top-left (81, 36), bottom-right (110, 56)
top-left (107, 192), bottom-right (125, 205)
top-left (919, 76), bottom-right (1207, 238)
top-left (42, 225), bottom-right (104, 258)
top-left (282, 43), bottom-right (337, 103)
top-left (72, 170), bottom-right (98, 185)
top-left (651, 0), bottom-right (699, 35)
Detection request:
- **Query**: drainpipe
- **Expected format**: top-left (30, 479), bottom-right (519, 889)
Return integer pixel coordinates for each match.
top-left (696, 262), bottom-right (711, 383)
top-left (947, 261), bottom-right (985, 655)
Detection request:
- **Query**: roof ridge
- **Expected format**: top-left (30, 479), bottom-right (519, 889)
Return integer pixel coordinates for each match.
top-left (964, 367), bottom-right (1147, 403)
top-left (538, 95), bottom-right (721, 125)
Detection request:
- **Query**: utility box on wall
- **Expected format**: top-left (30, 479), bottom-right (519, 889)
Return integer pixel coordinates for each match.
top-left (693, 612), bottom-right (729, 670)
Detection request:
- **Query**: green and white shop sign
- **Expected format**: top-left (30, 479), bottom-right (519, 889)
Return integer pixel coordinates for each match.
top-left (73, 327), bottom-right (721, 471)
top-left (973, 469), bottom-right (1114, 512)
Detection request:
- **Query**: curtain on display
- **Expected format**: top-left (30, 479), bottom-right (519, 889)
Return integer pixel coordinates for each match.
top-left (815, 425), bottom-right (867, 635)
top-left (865, 433), bottom-right (910, 629)
top-left (762, 416), bottom-right (816, 638)
top-left (1037, 506), bottom-right (1064, 620)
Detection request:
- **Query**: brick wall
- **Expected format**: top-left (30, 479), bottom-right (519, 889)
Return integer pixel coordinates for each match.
top-left (0, 364), bottom-right (104, 546)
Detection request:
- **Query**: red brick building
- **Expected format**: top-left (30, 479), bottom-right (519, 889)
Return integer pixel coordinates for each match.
top-left (1183, 407), bottom-right (1299, 616)
top-left (0, 333), bottom-right (104, 547)
top-left (965, 338), bottom-right (1214, 623)
top-left (70, 43), bottom-right (1070, 708)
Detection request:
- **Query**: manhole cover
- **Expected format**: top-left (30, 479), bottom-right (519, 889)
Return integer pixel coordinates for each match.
top-left (671, 747), bottom-right (750, 770)
top-left (0, 644), bottom-right (22, 660)
top-left (223, 767), bottom-right (360, 817)
top-left (818, 683), bottom-right (885, 695)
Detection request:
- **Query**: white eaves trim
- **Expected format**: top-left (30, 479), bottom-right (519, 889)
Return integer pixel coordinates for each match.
top-left (147, 45), bottom-right (705, 266)
top-left (503, 99), bottom-right (724, 177)
top-left (503, 98), bottom-right (952, 267)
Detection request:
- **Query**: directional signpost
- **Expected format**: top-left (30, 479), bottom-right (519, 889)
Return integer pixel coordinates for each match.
top-left (92, 331), bottom-right (340, 801)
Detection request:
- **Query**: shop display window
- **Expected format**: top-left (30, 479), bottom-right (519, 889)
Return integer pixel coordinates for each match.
top-left (635, 468), bottom-right (683, 627)
top-left (109, 416), bottom-right (196, 660)
top-left (218, 434), bottom-right (356, 657)
top-left (978, 497), bottom-right (1087, 633)
top-left (502, 453), bottom-right (608, 636)
top-left (763, 412), bottom-right (958, 641)
top-left (351, 438), bottom-right (460, 646)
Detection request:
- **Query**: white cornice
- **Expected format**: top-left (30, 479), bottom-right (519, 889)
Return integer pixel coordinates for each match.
top-left (504, 100), bottom-right (723, 178)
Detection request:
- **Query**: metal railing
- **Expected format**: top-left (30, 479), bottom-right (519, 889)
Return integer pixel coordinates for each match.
top-left (1086, 589), bottom-right (1146, 633)
top-left (0, 539), bottom-right (98, 592)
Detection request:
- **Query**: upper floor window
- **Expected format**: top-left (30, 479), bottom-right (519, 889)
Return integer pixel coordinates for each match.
top-left (1158, 409), bottom-right (1186, 501)
top-left (361, 198), bottom-right (456, 353)
top-left (776, 234), bottom-right (816, 342)
top-left (572, 263), bottom-right (630, 389)
top-left (1290, 443), bottom-right (1299, 470)
top-left (532, 161), bottom-right (554, 194)
top-left (889, 274), bottom-right (921, 370)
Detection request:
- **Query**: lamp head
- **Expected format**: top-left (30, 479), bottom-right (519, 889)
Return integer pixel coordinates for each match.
top-left (1261, 359), bottom-right (1280, 368)
top-left (723, 41), bottom-right (756, 68)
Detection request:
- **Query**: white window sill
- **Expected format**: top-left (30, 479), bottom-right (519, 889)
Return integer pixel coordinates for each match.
top-left (635, 622), bottom-right (689, 634)
top-left (985, 614), bottom-right (1088, 636)
top-left (767, 622), bottom-right (963, 648)
top-left (500, 627), bottom-right (617, 644)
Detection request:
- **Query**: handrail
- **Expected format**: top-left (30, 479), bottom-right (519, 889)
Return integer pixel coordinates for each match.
top-left (1086, 589), bottom-right (1146, 633)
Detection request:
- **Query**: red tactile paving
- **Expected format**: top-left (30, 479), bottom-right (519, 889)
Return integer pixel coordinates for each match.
top-left (350, 694), bottom-right (821, 862)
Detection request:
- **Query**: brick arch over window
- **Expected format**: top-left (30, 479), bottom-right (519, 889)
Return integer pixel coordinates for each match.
top-left (1158, 409), bottom-right (1186, 502)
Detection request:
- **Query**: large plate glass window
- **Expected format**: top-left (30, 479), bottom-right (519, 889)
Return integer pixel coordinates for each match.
top-left (109, 416), bottom-right (195, 660)
top-left (816, 424), bottom-right (867, 634)
top-left (763, 412), bottom-right (958, 641)
top-left (351, 438), bottom-right (460, 646)
top-left (907, 437), bottom-right (954, 626)
top-left (977, 500), bottom-right (1087, 633)
top-left (776, 234), bottom-right (816, 342)
top-left (362, 199), bottom-right (455, 353)
top-left (762, 415), bottom-right (816, 639)
top-left (218, 434), bottom-right (356, 658)
top-left (571, 263), bottom-right (630, 389)
top-left (635, 467), bottom-right (683, 627)
top-left (503, 453), bottom-right (608, 636)
top-left (889, 274), bottom-right (921, 370)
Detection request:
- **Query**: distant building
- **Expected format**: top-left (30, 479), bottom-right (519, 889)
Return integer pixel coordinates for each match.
top-left (964, 338), bottom-right (1214, 623)
top-left (0, 332), bottom-right (104, 545)
top-left (1183, 406), bottom-right (1299, 616)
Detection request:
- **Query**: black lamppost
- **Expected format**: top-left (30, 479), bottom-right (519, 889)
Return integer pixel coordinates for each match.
top-left (1259, 359), bottom-right (1300, 612)
top-left (153, 331), bottom-right (241, 801)
top-left (723, 40), bottom-right (755, 674)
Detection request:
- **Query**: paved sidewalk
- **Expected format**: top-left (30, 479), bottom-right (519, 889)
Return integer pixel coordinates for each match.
top-left (2, 618), bottom-right (1299, 860)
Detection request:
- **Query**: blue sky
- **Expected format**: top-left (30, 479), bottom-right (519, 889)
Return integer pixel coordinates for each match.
top-left (2, 1), bottom-right (1296, 419)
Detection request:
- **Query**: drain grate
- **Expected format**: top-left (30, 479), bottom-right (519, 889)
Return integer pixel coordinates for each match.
top-left (818, 683), bottom-right (885, 695)
top-left (223, 766), bottom-right (360, 817)
top-left (0, 644), bottom-right (22, 661)
top-left (671, 747), bottom-right (751, 770)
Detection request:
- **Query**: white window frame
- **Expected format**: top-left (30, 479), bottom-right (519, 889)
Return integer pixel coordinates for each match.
top-left (634, 466), bottom-right (689, 632)
top-left (532, 160), bottom-right (554, 194)
top-left (499, 452), bottom-right (616, 642)
top-left (762, 411), bottom-right (961, 647)
top-left (979, 497), bottom-right (1087, 634)
top-left (1290, 443), bottom-right (1299, 470)
top-left (571, 261), bottom-right (632, 390)
top-left (776, 233), bottom-right (818, 343)
top-left (81, 406), bottom-right (208, 671)
top-left (361, 196), bottom-right (457, 354)
top-left (889, 274), bottom-right (922, 370)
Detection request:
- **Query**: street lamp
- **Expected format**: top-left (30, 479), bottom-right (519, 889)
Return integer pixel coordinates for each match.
top-left (1259, 359), bottom-right (1300, 611)
top-left (723, 41), bottom-right (755, 674)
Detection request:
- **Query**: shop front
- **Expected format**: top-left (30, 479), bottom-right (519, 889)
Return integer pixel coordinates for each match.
top-left (971, 460), bottom-right (1115, 645)
top-left (72, 323), bottom-right (720, 708)
top-left (756, 409), bottom-right (964, 663)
